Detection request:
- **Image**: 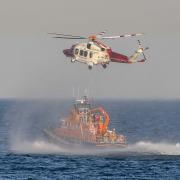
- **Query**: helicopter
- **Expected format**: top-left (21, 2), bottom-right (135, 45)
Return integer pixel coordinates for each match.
top-left (49, 31), bottom-right (149, 70)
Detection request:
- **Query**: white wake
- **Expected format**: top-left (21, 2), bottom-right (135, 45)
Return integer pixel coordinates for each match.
top-left (11, 140), bottom-right (180, 155)
top-left (129, 141), bottom-right (180, 155)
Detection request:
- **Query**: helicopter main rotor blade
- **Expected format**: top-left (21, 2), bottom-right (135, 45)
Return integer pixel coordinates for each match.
top-left (101, 33), bottom-right (144, 39)
top-left (96, 30), bottom-right (107, 38)
top-left (48, 33), bottom-right (87, 38)
top-left (52, 36), bottom-right (87, 39)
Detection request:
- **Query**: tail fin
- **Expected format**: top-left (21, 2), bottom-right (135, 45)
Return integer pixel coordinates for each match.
top-left (129, 40), bottom-right (149, 63)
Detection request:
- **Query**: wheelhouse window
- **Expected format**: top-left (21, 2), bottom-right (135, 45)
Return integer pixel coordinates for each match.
top-left (80, 50), bottom-right (83, 56)
top-left (75, 48), bottom-right (79, 55)
top-left (84, 51), bottom-right (88, 57)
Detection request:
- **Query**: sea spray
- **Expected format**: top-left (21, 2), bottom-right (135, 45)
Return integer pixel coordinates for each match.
top-left (4, 100), bottom-right (70, 153)
top-left (11, 139), bottom-right (180, 156)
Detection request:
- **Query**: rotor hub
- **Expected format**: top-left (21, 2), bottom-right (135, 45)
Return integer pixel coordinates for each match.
top-left (88, 35), bottom-right (97, 41)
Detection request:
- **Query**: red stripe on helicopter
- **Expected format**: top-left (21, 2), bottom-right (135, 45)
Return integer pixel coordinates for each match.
top-left (107, 49), bottom-right (129, 63)
top-left (94, 40), bottom-right (109, 49)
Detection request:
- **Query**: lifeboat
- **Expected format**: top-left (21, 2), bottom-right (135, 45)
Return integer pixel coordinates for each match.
top-left (43, 96), bottom-right (126, 148)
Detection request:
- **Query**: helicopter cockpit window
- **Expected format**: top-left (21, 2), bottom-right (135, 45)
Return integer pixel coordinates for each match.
top-left (87, 43), bottom-right (91, 49)
top-left (84, 51), bottom-right (88, 57)
top-left (75, 48), bottom-right (79, 55)
top-left (90, 52), bottom-right (93, 58)
top-left (80, 50), bottom-right (83, 56)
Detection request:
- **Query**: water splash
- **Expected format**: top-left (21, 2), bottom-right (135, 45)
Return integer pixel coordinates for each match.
top-left (11, 140), bottom-right (180, 156)
top-left (130, 141), bottom-right (180, 155)
top-left (11, 140), bottom-right (66, 154)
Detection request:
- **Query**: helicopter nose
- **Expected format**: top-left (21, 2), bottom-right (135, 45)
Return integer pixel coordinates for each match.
top-left (63, 49), bottom-right (68, 55)
top-left (63, 49), bottom-right (73, 57)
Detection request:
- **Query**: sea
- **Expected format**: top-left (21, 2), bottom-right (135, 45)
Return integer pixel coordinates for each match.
top-left (0, 99), bottom-right (180, 179)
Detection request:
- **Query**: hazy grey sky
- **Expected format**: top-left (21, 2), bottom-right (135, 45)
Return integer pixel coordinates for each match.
top-left (0, 0), bottom-right (180, 99)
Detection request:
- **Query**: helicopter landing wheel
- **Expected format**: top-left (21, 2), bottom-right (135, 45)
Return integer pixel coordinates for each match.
top-left (102, 64), bottom-right (107, 69)
top-left (88, 65), bottom-right (93, 70)
top-left (71, 58), bottom-right (76, 63)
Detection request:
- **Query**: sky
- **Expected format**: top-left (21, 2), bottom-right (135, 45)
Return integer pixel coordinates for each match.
top-left (0, 0), bottom-right (180, 99)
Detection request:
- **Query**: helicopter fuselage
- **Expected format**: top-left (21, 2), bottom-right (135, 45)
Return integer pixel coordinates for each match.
top-left (63, 40), bottom-right (112, 69)
top-left (63, 39), bottom-right (147, 69)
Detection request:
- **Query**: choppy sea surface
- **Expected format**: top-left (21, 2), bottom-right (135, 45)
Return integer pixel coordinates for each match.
top-left (0, 99), bottom-right (180, 179)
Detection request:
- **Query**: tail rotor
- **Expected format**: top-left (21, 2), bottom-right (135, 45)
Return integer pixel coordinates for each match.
top-left (137, 40), bottom-right (149, 62)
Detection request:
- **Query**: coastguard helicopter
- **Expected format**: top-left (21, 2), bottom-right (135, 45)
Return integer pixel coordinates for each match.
top-left (49, 31), bottom-right (149, 69)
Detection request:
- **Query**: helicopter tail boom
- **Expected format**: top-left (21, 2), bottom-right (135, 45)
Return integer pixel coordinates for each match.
top-left (109, 40), bottom-right (149, 64)
top-left (110, 51), bottom-right (129, 63)
top-left (128, 46), bottom-right (149, 63)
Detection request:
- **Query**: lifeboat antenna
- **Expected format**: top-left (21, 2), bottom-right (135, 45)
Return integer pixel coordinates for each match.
top-left (77, 87), bottom-right (80, 99)
top-left (72, 87), bottom-right (75, 99)
top-left (84, 88), bottom-right (89, 98)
